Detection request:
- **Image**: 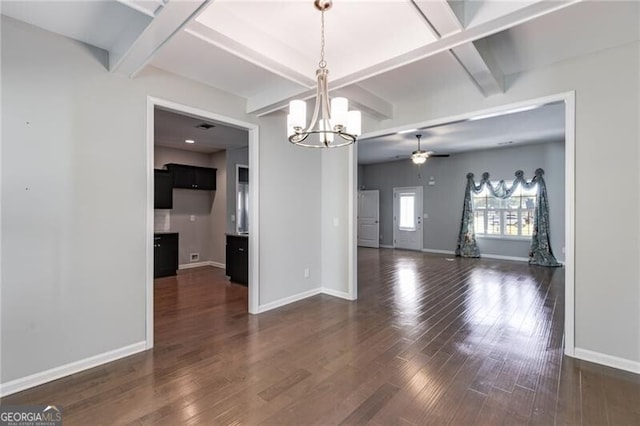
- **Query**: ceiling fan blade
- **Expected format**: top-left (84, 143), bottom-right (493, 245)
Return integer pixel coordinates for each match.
top-left (429, 154), bottom-right (450, 158)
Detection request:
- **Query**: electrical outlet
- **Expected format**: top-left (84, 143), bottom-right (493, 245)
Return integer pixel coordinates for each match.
top-left (304, 268), bottom-right (310, 278)
top-left (190, 215), bottom-right (196, 222)
top-left (190, 253), bottom-right (199, 262)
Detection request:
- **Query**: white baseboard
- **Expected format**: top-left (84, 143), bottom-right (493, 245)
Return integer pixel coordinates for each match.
top-left (481, 253), bottom-right (529, 263)
top-left (422, 248), bottom-right (455, 255)
top-left (257, 288), bottom-right (322, 313)
top-left (209, 261), bottom-right (225, 269)
top-left (420, 249), bottom-right (529, 262)
top-left (574, 347), bottom-right (640, 374)
top-left (0, 341), bottom-right (147, 397)
top-left (179, 261), bottom-right (225, 270)
top-left (321, 287), bottom-right (355, 301)
top-left (379, 244), bottom-right (394, 249)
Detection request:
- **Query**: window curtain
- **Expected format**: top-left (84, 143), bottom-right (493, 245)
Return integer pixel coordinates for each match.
top-left (528, 169), bottom-right (561, 267)
top-left (455, 169), bottom-right (561, 267)
top-left (454, 172), bottom-right (481, 258)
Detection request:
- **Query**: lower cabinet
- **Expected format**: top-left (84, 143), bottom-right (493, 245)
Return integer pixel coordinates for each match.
top-left (226, 235), bottom-right (248, 285)
top-left (154, 233), bottom-right (178, 278)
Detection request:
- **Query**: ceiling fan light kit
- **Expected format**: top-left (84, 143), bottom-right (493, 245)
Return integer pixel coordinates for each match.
top-left (411, 134), bottom-right (429, 164)
top-left (287, 0), bottom-right (362, 148)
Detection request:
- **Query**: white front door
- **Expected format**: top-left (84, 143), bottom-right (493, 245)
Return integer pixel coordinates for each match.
top-left (358, 190), bottom-right (380, 248)
top-left (393, 187), bottom-right (423, 251)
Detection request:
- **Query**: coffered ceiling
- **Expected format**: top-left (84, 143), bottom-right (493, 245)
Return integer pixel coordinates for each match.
top-left (2, 0), bottom-right (638, 162)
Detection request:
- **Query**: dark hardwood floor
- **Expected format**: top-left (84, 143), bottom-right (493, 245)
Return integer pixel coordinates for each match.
top-left (3, 248), bottom-right (639, 425)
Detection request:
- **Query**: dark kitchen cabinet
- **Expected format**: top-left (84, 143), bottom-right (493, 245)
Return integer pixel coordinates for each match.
top-left (154, 233), bottom-right (178, 278)
top-left (226, 235), bottom-right (248, 285)
top-left (165, 163), bottom-right (216, 190)
top-left (154, 169), bottom-right (173, 209)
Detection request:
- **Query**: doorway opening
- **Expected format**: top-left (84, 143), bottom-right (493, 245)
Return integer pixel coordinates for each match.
top-left (146, 97), bottom-right (259, 349)
top-left (354, 92), bottom-right (575, 355)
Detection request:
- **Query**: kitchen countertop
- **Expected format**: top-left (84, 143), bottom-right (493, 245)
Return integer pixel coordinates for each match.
top-left (226, 233), bottom-right (249, 238)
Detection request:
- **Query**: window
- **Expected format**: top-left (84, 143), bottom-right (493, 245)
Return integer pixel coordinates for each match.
top-left (472, 181), bottom-right (537, 238)
top-left (398, 193), bottom-right (416, 231)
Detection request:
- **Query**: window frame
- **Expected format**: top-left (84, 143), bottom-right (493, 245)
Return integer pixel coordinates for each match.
top-left (472, 180), bottom-right (536, 240)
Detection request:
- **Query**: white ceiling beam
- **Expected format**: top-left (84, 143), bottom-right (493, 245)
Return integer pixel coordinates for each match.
top-left (450, 42), bottom-right (504, 96)
top-left (333, 86), bottom-right (394, 121)
top-left (110, 0), bottom-right (210, 76)
top-left (414, 0), bottom-right (504, 96)
top-left (412, 0), bottom-right (464, 37)
top-left (115, 0), bottom-right (165, 18)
top-left (246, 84), bottom-right (393, 120)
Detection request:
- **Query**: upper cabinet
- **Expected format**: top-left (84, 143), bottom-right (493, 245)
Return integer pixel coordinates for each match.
top-left (165, 163), bottom-right (216, 190)
top-left (154, 169), bottom-right (173, 209)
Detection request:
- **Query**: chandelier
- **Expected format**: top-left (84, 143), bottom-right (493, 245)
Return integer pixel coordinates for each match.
top-left (287, 0), bottom-right (361, 148)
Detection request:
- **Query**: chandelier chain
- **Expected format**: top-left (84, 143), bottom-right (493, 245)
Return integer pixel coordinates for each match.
top-left (319, 9), bottom-right (326, 69)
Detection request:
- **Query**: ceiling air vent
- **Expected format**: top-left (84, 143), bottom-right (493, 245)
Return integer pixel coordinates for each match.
top-left (196, 123), bottom-right (215, 130)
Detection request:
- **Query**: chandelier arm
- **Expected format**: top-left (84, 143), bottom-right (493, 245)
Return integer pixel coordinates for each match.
top-left (320, 73), bottom-right (332, 126)
top-left (303, 71), bottom-right (323, 134)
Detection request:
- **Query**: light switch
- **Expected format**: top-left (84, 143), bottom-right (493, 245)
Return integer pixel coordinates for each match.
top-left (333, 217), bottom-right (339, 227)
top-left (190, 215), bottom-right (196, 222)
top-left (423, 213), bottom-right (429, 219)
top-left (231, 214), bottom-right (236, 222)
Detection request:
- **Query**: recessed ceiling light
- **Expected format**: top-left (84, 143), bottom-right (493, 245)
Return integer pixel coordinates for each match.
top-left (185, 139), bottom-right (195, 144)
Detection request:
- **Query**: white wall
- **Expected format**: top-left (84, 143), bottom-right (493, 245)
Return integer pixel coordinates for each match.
top-left (208, 151), bottom-right (227, 265)
top-left (365, 42), bottom-right (640, 366)
top-left (257, 113), bottom-right (322, 306)
top-left (321, 148), bottom-right (352, 296)
top-left (0, 17), bottom-right (263, 385)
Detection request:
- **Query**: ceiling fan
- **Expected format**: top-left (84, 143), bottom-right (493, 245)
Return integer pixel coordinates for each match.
top-left (409, 134), bottom-right (449, 164)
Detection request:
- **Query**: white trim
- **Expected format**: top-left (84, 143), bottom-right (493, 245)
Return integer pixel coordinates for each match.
top-left (476, 235), bottom-right (531, 241)
top-left (0, 28), bottom-right (4, 389)
top-left (145, 98), bottom-right (155, 350)
top-left (178, 261), bottom-right (225, 270)
top-left (379, 244), bottom-right (394, 249)
top-left (574, 348), bottom-right (640, 375)
top-left (322, 287), bottom-right (355, 301)
top-left (480, 253), bottom-right (529, 263)
top-left (210, 261), bottom-right (225, 269)
top-left (564, 92), bottom-right (576, 357)
top-left (146, 97), bottom-right (261, 354)
top-left (248, 125), bottom-right (260, 314)
top-left (355, 91), bottom-right (577, 360)
top-left (421, 248), bottom-right (455, 255)
top-left (257, 288), bottom-right (322, 314)
top-left (0, 341), bottom-right (146, 398)
top-left (348, 144), bottom-right (358, 300)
